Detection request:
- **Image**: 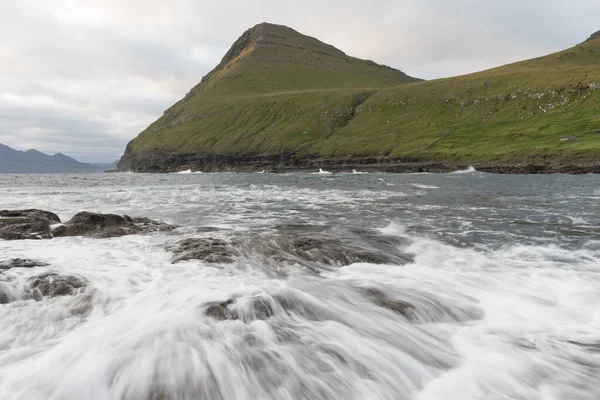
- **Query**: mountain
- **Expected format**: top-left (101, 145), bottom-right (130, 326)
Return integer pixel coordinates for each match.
top-left (0, 144), bottom-right (103, 173)
top-left (118, 24), bottom-right (600, 173)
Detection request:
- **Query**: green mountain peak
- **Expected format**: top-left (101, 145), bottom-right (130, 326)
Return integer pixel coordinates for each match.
top-left (187, 22), bottom-right (420, 97)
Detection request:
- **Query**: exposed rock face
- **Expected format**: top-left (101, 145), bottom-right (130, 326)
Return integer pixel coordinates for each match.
top-left (118, 151), bottom-right (457, 174)
top-left (119, 149), bottom-right (600, 174)
top-left (52, 211), bottom-right (174, 238)
top-left (0, 209), bottom-right (60, 240)
top-left (1, 209), bottom-right (174, 240)
top-left (28, 273), bottom-right (87, 300)
top-left (0, 259), bottom-right (49, 270)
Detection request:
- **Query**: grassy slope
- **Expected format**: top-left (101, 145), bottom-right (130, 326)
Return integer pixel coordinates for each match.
top-left (129, 29), bottom-right (600, 163)
top-left (316, 37), bottom-right (600, 162)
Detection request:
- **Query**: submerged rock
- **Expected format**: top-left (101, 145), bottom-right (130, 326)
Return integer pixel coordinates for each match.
top-left (170, 238), bottom-right (235, 264)
top-left (170, 230), bottom-right (409, 270)
top-left (0, 209), bottom-right (61, 240)
top-left (203, 297), bottom-right (275, 322)
top-left (203, 292), bottom-right (335, 323)
top-left (52, 211), bottom-right (174, 238)
top-left (204, 298), bottom-right (237, 320)
top-left (360, 287), bottom-right (415, 319)
top-left (1, 272), bottom-right (88, 304)
top-left (0, 258), bottom-right (49, 270)
top-left (246, 234), bottom-right (407, 269)
top-left (28, 273), bottom-right (87, 299)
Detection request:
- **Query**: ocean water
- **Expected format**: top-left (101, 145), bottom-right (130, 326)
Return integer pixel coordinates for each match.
top-left (1, 171), bottom-right (599, 400)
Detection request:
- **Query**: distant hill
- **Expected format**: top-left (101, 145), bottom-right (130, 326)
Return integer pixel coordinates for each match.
top-left (118, 24), bottom-right (600, 173)
top-left (0, 144), bottom-right (104, 173)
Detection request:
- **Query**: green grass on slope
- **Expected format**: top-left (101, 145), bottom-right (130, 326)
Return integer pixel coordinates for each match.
top-left (192, 23), bottom-right (417, 96)
top-left (131, 88), bottom-right (378, 154)
top-left (312, 39), bottom-right (600, 161)
top-left (131, 37), bottom-right (600, 162)
top-left (196, 58), bottom-right (408, 96)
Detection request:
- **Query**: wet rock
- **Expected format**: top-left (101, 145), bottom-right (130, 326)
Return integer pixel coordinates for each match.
top-left (203, 292), bottom-right (333, 324)
top-left (28, 273), bottom-right (87, 299)
top-left (52, 211), bottom-right (174, 238)
top-left (69, 291), bottom-right (95, 316)
top-left (203, 296), bottom-right (274, 322)
top-left (204, 298), bottom-right (236, 320)
top-left (249, 297), bottom-right (275, 320)
top-left (262, 235), bottom-right (399, 267)
top-left (360, 287), bottom-right (415, 319)
top-left (0, 282), bottom-right (14, 304)
top-left (0, 209), bottom-right (61, 240)
top-left (203, 296), bottom-right (275, 322)
top-left (170, 238), bottom-right (235, 264)
top-left (0, 258), bottom-right (49, 270)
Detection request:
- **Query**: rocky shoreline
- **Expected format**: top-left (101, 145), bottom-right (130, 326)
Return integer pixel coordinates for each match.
top-left (0, 209), bottom-right (174, 240)
top-left (117, 150), bottom-right (600, 174)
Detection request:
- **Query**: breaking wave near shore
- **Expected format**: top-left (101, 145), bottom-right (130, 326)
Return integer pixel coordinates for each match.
top-left (1, 172), bottom-right (599, 400)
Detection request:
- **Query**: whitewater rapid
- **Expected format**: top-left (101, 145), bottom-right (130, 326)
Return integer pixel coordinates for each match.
top-left (1, 172), bottom-right (599, 399)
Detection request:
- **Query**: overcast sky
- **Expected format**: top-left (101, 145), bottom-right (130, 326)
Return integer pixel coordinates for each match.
top-left (1, 0), bottom-right (598, 162)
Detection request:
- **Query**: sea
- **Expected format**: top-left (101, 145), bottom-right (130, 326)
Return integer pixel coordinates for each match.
top-left (1, 169), bottom-right (599, 399)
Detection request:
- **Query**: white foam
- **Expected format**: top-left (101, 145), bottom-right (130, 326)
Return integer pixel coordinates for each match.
top-left (1, 174), bottom-right (598, 399)
top-left (451, 166), bottom-right (478, 174)
top-left (411, 183), bottom-right (439, 189)
top-left (312, 168), bottom-right (332, 175)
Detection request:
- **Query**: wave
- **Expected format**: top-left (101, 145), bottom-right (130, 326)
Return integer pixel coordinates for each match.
top-left (312, 168), bottom-right (333, 175)
top-left (2, 175), bottom-right (599, 399)
top-left (450, 166), bottom-right (478, 174)
top-left (411, 183), bottom-right (439, 189)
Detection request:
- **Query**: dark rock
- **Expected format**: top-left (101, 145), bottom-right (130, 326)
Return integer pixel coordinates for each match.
top-left (0, 282), bottom-right (14, 304)
top-left (52, 211), bottom-right (174, 238)
top-left (0, 209), bottom-right (60, 223)
top-left (204, 298), bottom-right (236, 320)
top-left (0, 209), bottom-right (61, 240)
top-left (260, 235), bottom-right (401, 267)
top-left (203, 292), bottom-right (333, 324)
top-left (171, 230), bottom-right (408, 269)
top-left (0, 258), bottom-right (49, 270)
top-left (249, 297), bottom-right (275, 320)
top-left (203, 296), bottom-right (275, 322)
top-left (360, 287), bottom-right (415, 319)
top-left (28, 273), bottom-right (87, 299)
top-left (170, 238), bottom-right (235, 264)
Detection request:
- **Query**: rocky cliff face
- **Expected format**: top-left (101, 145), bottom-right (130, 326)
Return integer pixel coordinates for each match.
top-left (117, 148), bottom-right (600, 174)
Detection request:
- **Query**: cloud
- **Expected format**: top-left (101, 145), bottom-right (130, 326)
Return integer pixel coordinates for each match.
top-left (0, 0), bottom-right (598, 161)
